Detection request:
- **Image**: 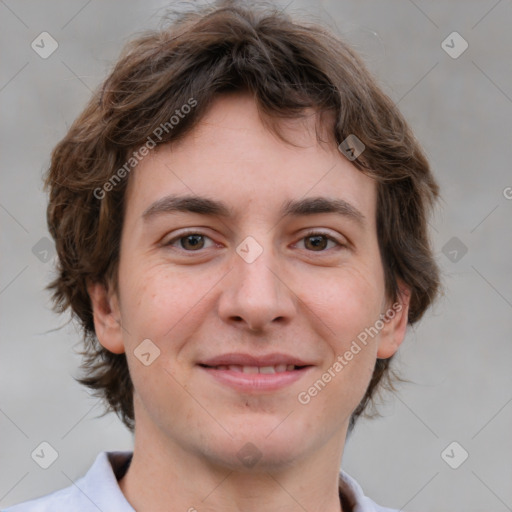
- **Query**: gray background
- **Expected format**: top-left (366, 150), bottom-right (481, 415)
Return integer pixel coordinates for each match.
top-left (1, 1), bottom-right (511, 510)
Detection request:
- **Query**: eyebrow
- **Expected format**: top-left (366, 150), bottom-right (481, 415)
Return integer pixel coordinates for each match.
top-left (142, 194), bottom-right (366, 226)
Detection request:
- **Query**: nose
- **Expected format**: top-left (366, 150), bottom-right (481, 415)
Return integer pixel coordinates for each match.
top-left (217, 239), bottom-right (296, 333)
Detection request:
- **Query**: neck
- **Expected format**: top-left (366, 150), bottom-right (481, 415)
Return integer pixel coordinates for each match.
top-left (119, 421), bottom-right (349, 512)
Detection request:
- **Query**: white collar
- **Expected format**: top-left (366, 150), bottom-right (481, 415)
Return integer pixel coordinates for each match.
top-left (5, 451), bottom-right (398, 512)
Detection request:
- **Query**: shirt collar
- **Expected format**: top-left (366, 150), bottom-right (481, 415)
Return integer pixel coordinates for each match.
top-left (84, 451), bottom-right (389, 512)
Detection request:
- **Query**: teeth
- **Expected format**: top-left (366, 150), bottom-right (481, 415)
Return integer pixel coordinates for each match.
top-left (214, 364), bottom-right (297, 373)
top-left (242, 366), bottom-right (259, 374)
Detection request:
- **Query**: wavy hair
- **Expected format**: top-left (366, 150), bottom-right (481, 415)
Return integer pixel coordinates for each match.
top-left (44, 0), bottom-right (440, 433)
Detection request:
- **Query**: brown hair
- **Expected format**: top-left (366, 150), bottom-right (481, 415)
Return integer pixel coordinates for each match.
top-left (44, 0), bottom-right (440, 433)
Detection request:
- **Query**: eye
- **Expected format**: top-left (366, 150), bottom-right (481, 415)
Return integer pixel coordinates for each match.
top-left (163, 230), bottom-right (345, 253)
top-left (164, 231), bottom-right (215, 251)
top-left (297, 231), bottom-right (343, 252)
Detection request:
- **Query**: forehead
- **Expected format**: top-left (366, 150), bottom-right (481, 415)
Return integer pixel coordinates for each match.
top-left (124, 92), bottom-right (377, 224)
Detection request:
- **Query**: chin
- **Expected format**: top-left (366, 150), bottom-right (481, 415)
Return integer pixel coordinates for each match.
top-left (207, 444), bottom-right (304, 473)
top-left (199, 427), bottom-right (310, 473)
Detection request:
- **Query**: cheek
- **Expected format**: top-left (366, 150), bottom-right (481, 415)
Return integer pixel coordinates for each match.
top-left (303, 264), bottom-right (385, 341)
top-left (309, 264), bottom-right (385, 412)
top-left (119, 261), bottom-right (218, 345)
top-left (119, 263), bottom-right (206, 417)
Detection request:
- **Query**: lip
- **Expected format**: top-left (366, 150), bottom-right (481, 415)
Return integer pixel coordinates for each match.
top-left (199, 365), bottom-right (313, 392)
top-left (199, 352), bottom-right (311, 367)
top-left (198, 352), bottom-right (314, 393)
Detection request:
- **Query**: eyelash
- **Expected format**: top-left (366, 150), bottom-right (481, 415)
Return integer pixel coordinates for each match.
top-left (163, 229), bottom-right (345, 253)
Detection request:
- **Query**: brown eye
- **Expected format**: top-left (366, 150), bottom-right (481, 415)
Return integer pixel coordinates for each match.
top-left (164, 232), bottom-right (215, 251)
top-left (179, 234), bottom-right (205, 250)
top-left (304, 234), bottom-right (329, 251)
top-left (298, 232), bottom-right (342, 252)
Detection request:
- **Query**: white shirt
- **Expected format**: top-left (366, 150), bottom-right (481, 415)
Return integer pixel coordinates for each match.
top-left (3, 451), bottom-right (399, 512)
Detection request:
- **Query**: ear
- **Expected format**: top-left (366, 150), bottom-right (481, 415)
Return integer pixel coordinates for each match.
top-left (86, 278), bottom-right (125, 354)
top-left (376, 282), bottom-right (411, 359)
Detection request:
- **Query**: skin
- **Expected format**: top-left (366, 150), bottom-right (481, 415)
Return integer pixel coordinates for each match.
top-left (88, 91), bottom-right (410, 512)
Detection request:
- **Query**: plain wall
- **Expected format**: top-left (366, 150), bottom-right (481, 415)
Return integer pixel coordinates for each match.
top-left (1, 1), bottom-right (511, 510)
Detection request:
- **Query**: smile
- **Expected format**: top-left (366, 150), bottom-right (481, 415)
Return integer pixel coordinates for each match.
top-left (204, 364), bottom-right (300, 373)
top-left (198, 356), bottom-right (314, 392)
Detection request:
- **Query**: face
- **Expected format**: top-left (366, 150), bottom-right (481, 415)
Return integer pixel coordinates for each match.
top-left (89, 92), bottom-right (409, 471)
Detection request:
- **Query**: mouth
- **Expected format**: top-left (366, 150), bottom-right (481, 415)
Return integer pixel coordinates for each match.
top-left (197, 354), bottom-right (314, 392)
top-left (199, 363), bottom-right (308, 373)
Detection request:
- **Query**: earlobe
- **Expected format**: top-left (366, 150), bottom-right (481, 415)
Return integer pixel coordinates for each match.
top-left (376, 284), bottom-right (411, 359)
top-left (86, 278), bottom-right (125, 354)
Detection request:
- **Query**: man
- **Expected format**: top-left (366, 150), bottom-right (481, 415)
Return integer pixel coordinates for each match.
top-left (5, 1), bottom-right (440, 510)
